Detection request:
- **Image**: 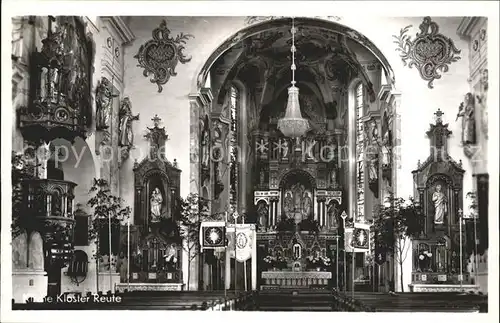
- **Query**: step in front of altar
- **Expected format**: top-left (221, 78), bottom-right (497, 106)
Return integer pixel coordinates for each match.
top-left (116, 283), bottom-right (184, 293)
top-left (261, 271), bottom-right (331, 289)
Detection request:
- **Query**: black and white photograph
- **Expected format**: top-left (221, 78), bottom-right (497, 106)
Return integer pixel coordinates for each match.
top-left (1, 1), bottom-right (498, 322)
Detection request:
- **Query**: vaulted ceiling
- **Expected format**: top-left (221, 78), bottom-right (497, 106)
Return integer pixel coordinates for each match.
top-left (211, 23), bottom-right (378, 111)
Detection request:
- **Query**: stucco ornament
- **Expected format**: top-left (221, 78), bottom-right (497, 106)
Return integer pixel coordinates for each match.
top-left (393, 17), bottom-right (461, 89)
top-left (134, 19), bottom-right (193, 93)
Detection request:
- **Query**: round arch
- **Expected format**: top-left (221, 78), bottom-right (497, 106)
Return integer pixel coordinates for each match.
top-left (192, 17), bottom-right (396, 93)
top-left (278, 168), bottom-right (317, 190)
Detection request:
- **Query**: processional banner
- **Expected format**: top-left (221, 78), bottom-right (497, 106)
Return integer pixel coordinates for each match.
top-left (344, 222), bottom-right (371, 252)
top-left (227, 224), bottom-right (255, 262)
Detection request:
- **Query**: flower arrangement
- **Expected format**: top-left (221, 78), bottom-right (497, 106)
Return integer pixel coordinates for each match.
top-left (306, 254), bottom-right (331, 270)
top-left (263, 255), bottom-right (288, 270)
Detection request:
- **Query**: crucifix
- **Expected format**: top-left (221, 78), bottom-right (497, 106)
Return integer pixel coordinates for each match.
top-left (434, 108), bottom-right (444, 124)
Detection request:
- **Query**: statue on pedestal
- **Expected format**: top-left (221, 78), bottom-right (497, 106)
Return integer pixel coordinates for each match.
top-left (119, 97), bottom-right (139, 147)
top-left (432, 184), bottom-right (447, 224)
top-left (327, 203), bottom-right (339, 228)
top-left (96, 77), bottom-right (116, 130)
top-left (150, 187), bottom-right (163, 223)
top-left (302, 192), bottom-right (312, 219)
top-left (257, 202), bottom-right (269, 231)
top-left (456, 93), bottom-right (476, 145)
top-left (283, 192), bottom-right (294, 217)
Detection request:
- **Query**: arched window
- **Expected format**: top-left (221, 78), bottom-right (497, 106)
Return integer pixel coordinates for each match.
top-left (355, 83), bottom-right (365, 220)
top-left (229, 85), bottom-right (239, 208)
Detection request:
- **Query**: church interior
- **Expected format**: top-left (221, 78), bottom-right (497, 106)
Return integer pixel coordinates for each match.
top-left (7, 14), bottom-right (492, 310)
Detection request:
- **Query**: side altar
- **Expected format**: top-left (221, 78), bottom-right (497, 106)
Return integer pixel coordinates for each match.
top-left (116, 116), bottom-right (184, 292)
top-left (409, 110), bottom-right (477, 293)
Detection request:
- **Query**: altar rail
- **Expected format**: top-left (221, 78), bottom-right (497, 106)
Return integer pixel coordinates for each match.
top-left (261, 271), bottom-right (332, 289)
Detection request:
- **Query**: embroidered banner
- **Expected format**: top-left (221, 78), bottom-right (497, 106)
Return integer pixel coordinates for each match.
top-left (227, 224), bottom-right (255, 262)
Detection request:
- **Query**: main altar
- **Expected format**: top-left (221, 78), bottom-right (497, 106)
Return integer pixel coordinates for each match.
top-left (251, 123), bottom-right (346, 290)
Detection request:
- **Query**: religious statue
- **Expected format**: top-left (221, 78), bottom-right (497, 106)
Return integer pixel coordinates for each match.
top-left (327, 203), bottom-right (339, 228)
top-left (40, 67), bottom-right (49, 100)
top-left (370, 120), bottom-right (379, 144)
top-left (330, 168), bottom-right (338, 188)
top-left (150, 187), bottom-right (163, 222)
top-left (48, 67), bottom-right (60, 99)
top-left (96, 77), bottom-right (114, 130)
top-left (119, 97), bottom-right (139, 147)
top-left (293, 243), bottom-right (302, 259)
top-left (381, 130), bottom-right (391, 166)
top-left (305, 137), bottom-right (317, 159)
top-left (432, 184), bottom-right (447, 224)
top-left (257, 202), bottom-right (268, 231)
top-left (282, 139), bottom-right (289, 158)
top-left (302, 192), bottom-right (312, 218)
top-left (201, 128), bottom-right (210, 167)
top-left (283, 192), bottom-right (294, 217)
top-left (456, 92), bottom-right (476, 145)
top-left (368, 157), bottom-right (379, 181)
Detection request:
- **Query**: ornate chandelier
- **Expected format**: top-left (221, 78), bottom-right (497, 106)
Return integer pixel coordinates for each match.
top-left (277, 18), bottom-right (310, 139)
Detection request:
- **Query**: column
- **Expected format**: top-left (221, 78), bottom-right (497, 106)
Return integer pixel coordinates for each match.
top-left (225, 244), bottom-right (231, 290)
top-left (314, 194), bottom-right (319, 222)
top-left (252, 225), bottom-right (257, 290)
top-left (268, 200), bottom-right (273, 227)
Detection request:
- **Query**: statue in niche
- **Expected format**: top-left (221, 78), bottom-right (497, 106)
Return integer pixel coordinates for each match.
top-left (257, 202), bottom-right (268, 231)
top-left (432, 184), bottom-right (447, 224)
top-left (96, 77), bottom-right (114, 130)
top-left (260, 169), bottom-right (265, 186)
top-left (302, 192), bottom-right (312, 219)
top-left (381, 130), bottom-right (391, 166)
top-left (119, 97), bottom-right (140, 147)
top-left (282, 139), bottom-right (289, 158)
top-left (293, 243), bottom-right (302, 259)
top-left (305, 137), bottom-right (317, 159)
top-left (40, 67), bottom-right (49, 100)
top-left (150, 187), bottom-right (164, 223)
top-left (456, 92), bottom-right (476, 145)
top-left (327, 202), bottom-right (339, 228)
top-left (283, 192), bottom-right (294, 217)
top-left (330, 168), bottom-right (338, 188)
top-left (368, 158), bottom-right (379, 182)
top-left (48, 67), bottom-right (60, 99)
top-left (201, 127), bottom-right (210, 167)
top-left (291, 184), bottom-right (306, 211)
